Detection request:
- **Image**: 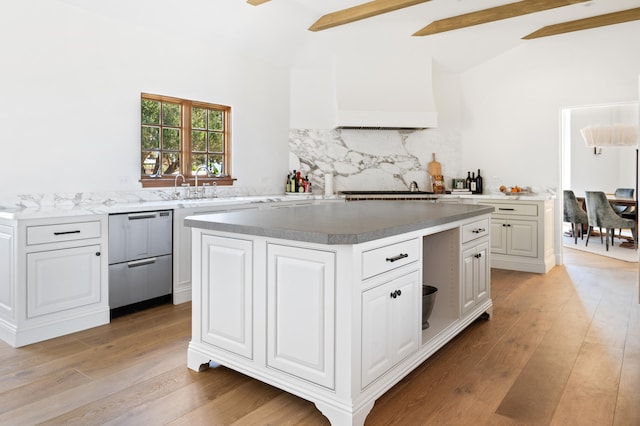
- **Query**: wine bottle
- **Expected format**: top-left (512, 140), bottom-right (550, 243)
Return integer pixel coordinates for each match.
top-left (476, 169), bottom-right (483, 194)
top-left (470, 172), bottom-right (477, 192)
top-left (466, 171), bottom-right (471, 190)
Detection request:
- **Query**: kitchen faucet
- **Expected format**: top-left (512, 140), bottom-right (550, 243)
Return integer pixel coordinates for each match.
top-left (194, 165), bottom-right (211, 198)
top-left (173, 173), bottom-right (186, 199)
top-left (410, 181), bottom-right (419, 192)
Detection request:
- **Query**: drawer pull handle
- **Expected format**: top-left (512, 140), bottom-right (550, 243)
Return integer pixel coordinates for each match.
top-left (498, 208), bottom-right (515, 211)
top-left (472, 228), bottom-right (486, 233)
top-left (128, 213), bottom-right (157, 220)
top-left (53, 230), bottom-right (81, 236)
top-left (386, 253), bottom-right (409, 263)
top-left (389, 289), bottom-right (402, 299)
top-left (475, 253), bottom-right (483, 259)
top-left (127, 258), bottom-right (157, 268)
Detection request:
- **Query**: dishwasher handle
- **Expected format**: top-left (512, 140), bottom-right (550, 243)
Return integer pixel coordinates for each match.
top-left (128, 212), bottom-right (158, 220)
top-left (127, 258), bottom-right (157, 268)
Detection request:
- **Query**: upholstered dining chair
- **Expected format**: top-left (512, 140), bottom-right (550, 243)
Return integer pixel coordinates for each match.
top-left (585, 191), bottom-right (637, 251)
top-left (613, 188), bottom-right (636, 239)
top-left (563, 190), bottom-right (589, 244)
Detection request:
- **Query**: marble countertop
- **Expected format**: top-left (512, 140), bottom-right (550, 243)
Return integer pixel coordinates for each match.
top-left (0, 194), bottom-right (325, 221)
top-left (0, 191), bottom-right (553, 222)
top-left (185, 201), bottom-right (495, 245)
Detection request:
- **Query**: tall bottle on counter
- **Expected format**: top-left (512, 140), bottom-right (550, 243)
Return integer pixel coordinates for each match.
top-left (470, 172), bottom-right (477, 193)
top-left (475, 169), bottom-right (483, 194)
top-left (465, 171), bottom-right (472, 190)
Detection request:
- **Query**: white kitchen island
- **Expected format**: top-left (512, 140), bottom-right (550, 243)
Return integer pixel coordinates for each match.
top-left (185, 201), bottom-right (494, 425)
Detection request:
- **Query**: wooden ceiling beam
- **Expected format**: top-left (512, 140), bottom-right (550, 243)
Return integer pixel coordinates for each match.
top-left (413, 0), bottom-right (589, 36)
top-left (247, 0), bottom-right (270, 5)
top-left (523, 7), bottom-right (640, 39)
top-left (309, 0), bottom-right (431, 32)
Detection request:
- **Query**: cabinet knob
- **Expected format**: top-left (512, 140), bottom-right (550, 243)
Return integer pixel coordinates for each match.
top-left (95, 252), bottom-right (101, 256)
top-left (389, 290), bottom-right (402, 299)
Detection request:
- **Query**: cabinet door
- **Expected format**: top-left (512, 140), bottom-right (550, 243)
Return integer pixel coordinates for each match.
top-left (490, 220), bottom-right (507, 254)
top-left (475, 242), bottom-right (490, 303)
top-left (461, 241), bottom-right (489, 315)
top-left (461, 246), bottom-right (477, 314)
top-left (27, 245), bottom-right (102, 318)
top-left (507, 219), bottom-right (538, 258)
top-left (389, 271), bottom-right (420, 363)
top-left (200, 235), bottom-right (253, 359)
top-left (362, 281), bottom-right (394, 388)
top-left (267, 244), bottom-right (335, 389)
top-left (361, 269), bottom-right (420, 388)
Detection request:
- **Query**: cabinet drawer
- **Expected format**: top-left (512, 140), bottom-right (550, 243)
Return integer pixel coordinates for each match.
top-left (482, 203), bottom-right (537, 217)
top-left (27, 221), bottom-right (102, 245)
top-left (362, 239), bottom-right (419, 280)
top-left (461, 218), bottom-right (489, 244)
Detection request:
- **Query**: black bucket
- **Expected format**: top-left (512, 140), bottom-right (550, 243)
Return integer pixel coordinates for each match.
top-left (422, 285), bottom-right (438, 330)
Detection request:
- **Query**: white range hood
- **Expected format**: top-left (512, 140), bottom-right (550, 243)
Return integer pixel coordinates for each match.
top-left (334, 53), bottom-right (438, 130)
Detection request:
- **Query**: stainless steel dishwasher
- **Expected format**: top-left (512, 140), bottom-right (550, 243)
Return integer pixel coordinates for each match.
top-left (108, 210), bottom-right (173, 316)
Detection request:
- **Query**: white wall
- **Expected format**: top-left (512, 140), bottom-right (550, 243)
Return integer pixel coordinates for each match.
top-left (0, 0), bottom-right (290, 199)
top-left (459, 22), bottom-right (640, 194)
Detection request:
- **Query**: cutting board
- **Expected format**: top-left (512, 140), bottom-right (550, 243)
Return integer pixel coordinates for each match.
top-left (428, 153), bottom-right (441, 176)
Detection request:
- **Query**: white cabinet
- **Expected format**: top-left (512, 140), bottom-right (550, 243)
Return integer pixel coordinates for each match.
top-left (199, 234), bottom-right (253, 359)
top-left (27, 244), bottom-right (102, 318)
top-left (267, 244), bottom-right (335, 389)
top-left (477, 199), bottom-right (555, 273)
top-left (490, 219), bottom-right (537, 257)
top-left (460, 218), bottom-right (490, 315)
top-left (0, 215), bottom-right (109, 347)
top-left (361, 267), bottom-right (420, 388)
top-left (461, 241), bottom-right (489, 314)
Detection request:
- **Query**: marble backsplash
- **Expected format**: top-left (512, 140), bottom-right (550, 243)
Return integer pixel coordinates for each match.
top-left (2, 128), bottom-right (462, 210)
top-left (289, 128), bottom-right (463, 194)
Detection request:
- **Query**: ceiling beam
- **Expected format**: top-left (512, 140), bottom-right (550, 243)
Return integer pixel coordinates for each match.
top-left (247, 0), bottom-right (270, 5)
top-left (309, 0), bottom-right (431, 32)
top-left (523, 7), bottom-right (640, 39)
top-left (413, 0), bottom-right (589, 36)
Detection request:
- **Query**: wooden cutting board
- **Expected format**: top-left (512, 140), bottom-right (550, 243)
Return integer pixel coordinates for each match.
top-left (428, 153), bottom-right (442, 176)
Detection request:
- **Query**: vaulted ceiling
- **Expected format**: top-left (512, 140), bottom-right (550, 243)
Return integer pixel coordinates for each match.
top-left (247, 0), bottom-right (640, 70)
top-left (249, 0), bottom-right (640, 40)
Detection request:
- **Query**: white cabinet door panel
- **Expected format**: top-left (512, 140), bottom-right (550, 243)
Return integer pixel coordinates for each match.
top-left (267, 244), bottom-right (335, 389)
top-left (201, 235), bottom-right (253, 359)
top-left (27, 245), bottom-right (101, 318)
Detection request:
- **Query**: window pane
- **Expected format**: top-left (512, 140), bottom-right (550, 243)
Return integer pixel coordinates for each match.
top-left (141, 99), bottom-right (160, 125)
top-left (142, 151), bottom-right (160, 176)
top-left (162, 103), bottom-right (181, 126)
top-left (192, 130), bottom-right (206, 151)
top-left (209, 132), bottom-right (223, 152)
top-left (163, 128), bottom-right (180, 150)
top-left (191, 155), bottom-right (206, 174)
top-left (192, 107), bottom-right (206, 129)
top-left (141, 126), bottom-right (160, 149)
top-left (162, 152), bottom-right (180, 175)
top-left (208, 110), bottom-right (223, 130)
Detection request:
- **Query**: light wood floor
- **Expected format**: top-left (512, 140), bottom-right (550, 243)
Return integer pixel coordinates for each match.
top-left (1, 249), bottom-right (638, 425)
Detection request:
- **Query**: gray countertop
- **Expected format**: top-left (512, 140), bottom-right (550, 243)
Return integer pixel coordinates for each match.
top-left (185, 201), bottom-right (494, 245)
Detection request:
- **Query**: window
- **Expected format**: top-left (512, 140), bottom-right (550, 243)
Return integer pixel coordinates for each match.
top-left (140, 93), bottom-right (233, 187)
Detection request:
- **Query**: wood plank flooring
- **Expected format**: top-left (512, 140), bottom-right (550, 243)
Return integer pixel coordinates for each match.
top-left (1, 248), bottom-right (638, 425)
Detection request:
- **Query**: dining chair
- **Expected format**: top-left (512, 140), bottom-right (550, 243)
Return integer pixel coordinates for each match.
top-left (563, 190), bottom-right (589, 244)
top-left (585, 191), bottom-right (637, 251)
top-left (613, 188), bottom-right (636, 239)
